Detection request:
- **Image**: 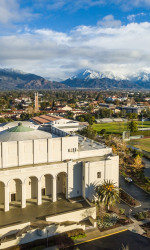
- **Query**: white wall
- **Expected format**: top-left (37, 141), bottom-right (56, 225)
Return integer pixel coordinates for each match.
top-left (46, 206), bottom-right (96, 222)
top-left (0, 136), bottom-right (79, 168)
top-left (18, 140), bottom-right (33, 166)
top-left (34, 139), bottom-right (47, 164)
top-left (83, 155), bottom-right (119, 200)
top-left (2, 141), bottom-right (18, 168)
top-left (67, 161), bottom-right (82, 198)
top-left (62, 136), bottom-right (78, 161)
top-left (78, 147), bottom-right (112, 159)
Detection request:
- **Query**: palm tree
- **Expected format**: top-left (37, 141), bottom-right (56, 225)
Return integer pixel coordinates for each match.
top-left (95, 180), bottom-right (120, 211)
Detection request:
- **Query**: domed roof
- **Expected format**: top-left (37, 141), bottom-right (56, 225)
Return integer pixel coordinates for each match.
top-left (0, 122), bottom-right (53, 142)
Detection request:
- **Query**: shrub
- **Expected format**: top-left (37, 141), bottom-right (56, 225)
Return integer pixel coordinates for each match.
top-left (66, 229), bottom-right (84, 238)
top-left (135, 211), bottom-right (150, 220)
top-left (71, 234), bottom-right (86, 240)
top-left (137, 212), bottom-right (145, 220)
top-left (55, 235), bottom-right (74, 249)
top-left (119, 208), bottom-right (125, 215)
top-left (121, 171), bottom-right (127, 177)
top-left (97, 213), bottom-right (118, 229)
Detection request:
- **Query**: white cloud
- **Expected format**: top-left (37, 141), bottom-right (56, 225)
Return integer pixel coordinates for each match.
top-left (0, 0), bottom-right (20, 24)
top-left (97, 15), bottom-right (121, 27)
top-left (37, 0), bottom-right (105, 11)
top-left (34, 0), bottom-right (150, 11)
top-left (111, 0), bottom-right (150, 10)
top-left (0, 0), bottom-right (35, 26)
top-left (1, 21), bottom-right (150, 80)
top-left (127, 13), bottom-right (146, 21)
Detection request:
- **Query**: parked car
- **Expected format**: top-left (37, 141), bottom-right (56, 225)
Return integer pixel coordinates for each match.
top-left (125, 177), bottom-right (133, 183)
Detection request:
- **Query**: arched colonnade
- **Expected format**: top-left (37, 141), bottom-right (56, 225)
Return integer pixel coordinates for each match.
top-left (0, 171), bottom-right (68, 212)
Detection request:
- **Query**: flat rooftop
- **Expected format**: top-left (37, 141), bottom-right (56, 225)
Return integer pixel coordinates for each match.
top-left (78, 135), bottom-right (107, 151)
top-left (0, 197), bottom-right (90, 228)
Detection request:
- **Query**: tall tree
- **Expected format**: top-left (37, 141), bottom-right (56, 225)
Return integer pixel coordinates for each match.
top-left (133, 155), bottom-right (143, 171)
top-left (95, 180), bottom-right (119, 211)
top-left (128, 121), bottom-right (138, 132)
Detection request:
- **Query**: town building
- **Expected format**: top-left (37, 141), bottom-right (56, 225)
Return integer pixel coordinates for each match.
top-left (31, 114), bottom-right (86, 132)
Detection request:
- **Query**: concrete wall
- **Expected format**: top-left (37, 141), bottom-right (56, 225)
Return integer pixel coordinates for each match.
top-left (0, 223), bottom-right (85, 249)
top-left (78, 147), bottom-right (112, 159)
top-left (67, 161), bottom-right (82, 198)
top-left (2, 141), bottom-right (18, 168)
top-left (83, 155), bottom-right (119, 200)
top-left (46, 206), bottom-right (96, 222)
top-left (0, 136), bottom-right (79, 169)
top-left (0, 222), bottom-right (30, 236)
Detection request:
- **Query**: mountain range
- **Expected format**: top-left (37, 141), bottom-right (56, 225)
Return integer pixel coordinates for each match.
top-left (62, 70), bottom-right (150, 89)
top-left (0, 68), bottom-right (66, 90)
top-left (0, 68), bottom-right (150, 90)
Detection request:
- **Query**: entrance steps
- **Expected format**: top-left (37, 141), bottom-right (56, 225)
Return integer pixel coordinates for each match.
top-left (68, 196), bottom-right (84, 203)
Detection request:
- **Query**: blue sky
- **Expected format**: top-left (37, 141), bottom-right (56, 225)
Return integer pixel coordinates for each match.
top-left (0, 0), bottom-right (150, 80)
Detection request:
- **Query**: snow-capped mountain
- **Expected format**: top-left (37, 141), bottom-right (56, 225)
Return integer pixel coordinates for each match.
top-left (1, 68), bottom-right (27, 75)
top-left (72, 69), bottom-right (128, 81)
top-left (129, 71), bottom-right (150, 82)
top-left (63, 69), bottom-right (150, 89)
top-left (0, 68), bottom-right (150, 90)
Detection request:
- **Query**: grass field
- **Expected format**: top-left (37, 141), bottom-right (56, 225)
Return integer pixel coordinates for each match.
top-left (128, 138), bottom-right (150, 153)
top-left (93, 121), bottom-right (150, 134)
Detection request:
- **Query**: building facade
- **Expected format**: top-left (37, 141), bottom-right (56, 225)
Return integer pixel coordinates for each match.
top-left (0, 121), bottom-right (119, 212)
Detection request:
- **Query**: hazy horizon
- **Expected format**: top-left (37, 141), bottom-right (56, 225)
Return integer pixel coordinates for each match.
top-left (0, 1), bottom-right (150, 81)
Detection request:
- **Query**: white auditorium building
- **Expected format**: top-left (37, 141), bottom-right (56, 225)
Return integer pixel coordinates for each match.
top-left (0, 120), bottom-right (119, 248)
top-left (0, 121), bottom-right (119, 213)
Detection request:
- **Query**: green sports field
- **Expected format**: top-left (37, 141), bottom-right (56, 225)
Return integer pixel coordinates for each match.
top-left (128, 138), bottom-right (150, 153)
top-left (92, 121), bottom-right (150, 134)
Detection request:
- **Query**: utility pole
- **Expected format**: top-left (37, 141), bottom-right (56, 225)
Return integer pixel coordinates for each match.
top-left (142, 113), bottom-right (143, 130)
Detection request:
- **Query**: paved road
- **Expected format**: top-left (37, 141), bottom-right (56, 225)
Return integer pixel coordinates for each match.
top-left (143, 157), bottom-right (150, 178)
top-left (119, 175), bottom-right (150, 214)
top-left (76, 230), bottom-right (150, 250)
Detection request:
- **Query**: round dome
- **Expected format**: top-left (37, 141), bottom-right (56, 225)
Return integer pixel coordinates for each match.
top-left (0, 123), bottom-right (53, 142)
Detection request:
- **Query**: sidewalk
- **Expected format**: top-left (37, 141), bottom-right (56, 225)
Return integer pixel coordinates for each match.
top-left (44, 217), bottom-right (150, 249)
top-left (126, 216), bottom-right (150, 235)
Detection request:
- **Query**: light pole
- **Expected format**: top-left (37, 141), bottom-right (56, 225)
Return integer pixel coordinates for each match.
top-left (142, 113), bottom-right (143, 130)
top-left (129, 208), bottom-right (132, 218)
top-left (46, 228), bottom-right (49, 247)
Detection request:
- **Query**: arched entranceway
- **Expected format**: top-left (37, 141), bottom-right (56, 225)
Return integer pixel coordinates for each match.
top-left (57, 172), bottom-right (67, 200)
top-left (41, 174), bottom-right (53, 202)
top-left (25, 176), bottom-right (38, 204)
top-left (8, 179), bottom-right (22, 207)
top-left (0, 181), bottom-right (5, 210)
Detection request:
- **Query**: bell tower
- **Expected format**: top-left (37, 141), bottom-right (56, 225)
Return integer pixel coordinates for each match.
top-left (34, 92), bottom-right (39, 112)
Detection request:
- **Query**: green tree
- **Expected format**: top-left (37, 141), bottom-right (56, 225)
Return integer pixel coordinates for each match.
top-left (128, 121), bottom-right (138, 132)
top-left (40, 101), bottom-right (49, 110)
top-left (80, 125), bottom-right (97, 139)
top-left (64, 111), bottom-right (74, 119)
top-left (95, 180), bottom-right (119, 211)
top-left (133, 155), bottom-right (143, 171)
top-left (20, 113), bottom-right (32, 121)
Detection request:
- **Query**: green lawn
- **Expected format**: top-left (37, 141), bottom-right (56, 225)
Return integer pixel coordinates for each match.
top-left (128, 138), bottom-right (150, 153)
top-left (93, 121), bottom-right (150, 135)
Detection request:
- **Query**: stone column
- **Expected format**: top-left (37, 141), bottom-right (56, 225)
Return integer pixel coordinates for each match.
top-left (21, 182), bottom-right (26, 208)
top-left (52, 176), bottom-right (57, 202)
top-left (37, 179), bottom-right (42, 205)
top-left (67, 160), bottom-right (73, 199)
top-left (65, 176), bottom-right (68, 199)
top-left (4, 185), bottom-right (9, 212)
